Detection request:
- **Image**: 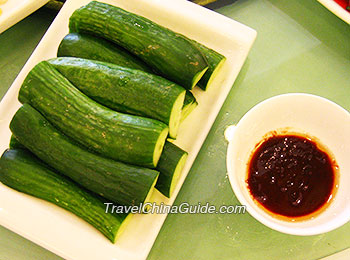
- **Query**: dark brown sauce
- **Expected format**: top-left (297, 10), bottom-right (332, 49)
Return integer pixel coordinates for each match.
top-left (247, 134), bottom-right (338, 219)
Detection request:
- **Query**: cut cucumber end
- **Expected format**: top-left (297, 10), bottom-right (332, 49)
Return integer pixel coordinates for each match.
top-left (203, 57), bottom-right (226, 90)
top-left (181, 100), bottom-right (198, 123)
top-left (183, 90), bottom-right (195, 107)
top-left (143, 173), bottom-right (159, 204)
top-left (153, 127), bottom-right (169, 167)
top-left (113, 172), bottom-right (159, 242)
top-left (168, 91), bottom-right (186, 139)
top-left (169, 153), bottom-right (188, 197)
top-left (141, 173), bottom-right (159, 213)
top-left (113, 213), bottom-right (133, 243)
top-left (191, 66), bottom-right (209, 89)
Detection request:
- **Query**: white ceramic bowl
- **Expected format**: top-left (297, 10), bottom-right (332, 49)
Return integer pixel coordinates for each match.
top-left (225, 93), bottom-right (350, 235)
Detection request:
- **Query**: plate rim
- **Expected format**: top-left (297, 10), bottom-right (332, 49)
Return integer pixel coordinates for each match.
top-left (317, 0), bottom-right (350, 24)
top-left (0, 0), bottom-right (50, 34)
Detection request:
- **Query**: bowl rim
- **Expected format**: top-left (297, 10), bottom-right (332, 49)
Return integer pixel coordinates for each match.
top-left (226, 93), bottom-right (350, 236)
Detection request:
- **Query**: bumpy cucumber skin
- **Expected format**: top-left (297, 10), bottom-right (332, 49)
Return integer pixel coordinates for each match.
top-left (9, 135), bottom-right (25, 149)
top-left (156, 142), bottom-right (188, 198)
top-left (57, 33), bottom-right (152, 73)
top-left (69, 1), bottom-right (208, 90)
top-left (48, 57), bottom-right (185, 130)
top-left (19, 61), bottom-right (168, 168)
top-left (0, 149), bottom-right (127, 243)
top-left (10, 104), bottom-right (159, 206)
top-left (191, 41), bottom-right (226, 90)
top-left (57, 34), bottom-right (195, 118)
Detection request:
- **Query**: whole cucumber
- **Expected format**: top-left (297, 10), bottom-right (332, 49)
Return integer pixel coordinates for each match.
top-left (69, 1), bottom-right (208, 90)
top-left (48, 57), bottom-right (185, 138)
top-left (56, 34), bottom-right (198, 123)
top-left (10, 104), bottom-right (159, 207)
top-left (19, 61), bottom-right (168, 168)
top-left (0, 149), bottom-right (130, 243)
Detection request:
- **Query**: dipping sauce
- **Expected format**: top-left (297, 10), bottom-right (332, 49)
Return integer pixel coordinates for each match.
top-left (247, 134), bottom-right (338, 219)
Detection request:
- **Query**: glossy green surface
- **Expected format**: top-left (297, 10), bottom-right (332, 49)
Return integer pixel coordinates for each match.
top-left (0, 0), bottom-right (349, 259)
top-left (69, 1), bottom-right (209, 90)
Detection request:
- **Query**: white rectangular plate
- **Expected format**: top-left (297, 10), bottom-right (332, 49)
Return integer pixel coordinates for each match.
top-left (0, 0), bottom-right (49, 34)
top-left (0, 0), bottom-right (256, 259)
top-left (318, 0), bottom-right (350, 24)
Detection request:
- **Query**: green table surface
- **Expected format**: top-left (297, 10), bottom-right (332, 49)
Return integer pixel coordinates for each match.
top-left (0, 0), bottom-right (349, 259)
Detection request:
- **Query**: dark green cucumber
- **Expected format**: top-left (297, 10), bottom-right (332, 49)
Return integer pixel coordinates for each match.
top-left (156, 142), bottom-right (188, 198)
top-left (69, 1), bottom-right (208, 90)
top-left (0, 149), bottom-right (131, 243)
top-left (10, 104), bottom-right (159, 206)
top-left (56, 34), bottom-right (196, 124)
top-left (19, 61), bottom-right (168, 168)
top-left (57, 33), bottom-right (152, 73)
top-left (44, 0), bottom-right (65, 12)
top-left (181, 91), bottom-right (198, 122)
top-left (192, 41), bottom-right (226, 90)
top-left (9, 135), bottom-right (25, 149)
top-left (48, 57), bottom-right (185, 138)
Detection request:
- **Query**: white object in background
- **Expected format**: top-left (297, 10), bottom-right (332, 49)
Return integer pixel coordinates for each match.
top-left (321, 248), bottom-right (350, 260)
top-left (318, 0), bottom-right (350, 24)
top-left (0, 0), bottom-right (50, 34)
top-left (0, 0), bottom-right (257, 259)
top-left (226, 93), bottom-right (350, 236)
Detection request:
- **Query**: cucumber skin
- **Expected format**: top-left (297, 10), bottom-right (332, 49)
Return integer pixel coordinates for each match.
top-left (0, 149), bottom-right (127, 243)
top-left (56, 34), bottom-right (195, 117)
top-left (9, 135), bottom-right (25, 149)
top-left (69, 1), bottom-right (208, 90)
top-left (156, 142), bottom-right (188, 198)
top-left (57, 33), bottom-right (152, 73)
top-left (183, 91), bottom-right (196, 108)
top-left (182, 91), bottom-right (198, 121)
top-left (191, 41), bottom-right (225, 90)
top-left (48, 57), bottom-right (185, 129)
top-left (18, 61), bottom-right (168, 168)
top-left (10, 104), bottom-right (159, 206)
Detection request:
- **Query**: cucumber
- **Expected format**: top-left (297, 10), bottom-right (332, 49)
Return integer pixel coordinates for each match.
top-left (181, 91), bottom-right (198, 122)
top-left (44, 0), bottom-right (65, 12)
top-left (191, 0), bottom-right (218, 6)
top-left (191, 41), bottom-right (226, 90)
top-left (69, 1), bottom-right (208, 90)
top-left (19, 61), bottom-right (168, 168)
top-left (48, 57), bottom-right (185, 138)
top-left (0, 149), bottom-right (131, 243)
top-left (9, 135), bottom-right (25, 149)
top-left (56, 34), bottom-right (197, 123)
top-left (57, 33), bottom-right (152, 73)
top-left (156, 142), bottom-right (188, 198)
top-left (10, 104), bottom-right (159, 206)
